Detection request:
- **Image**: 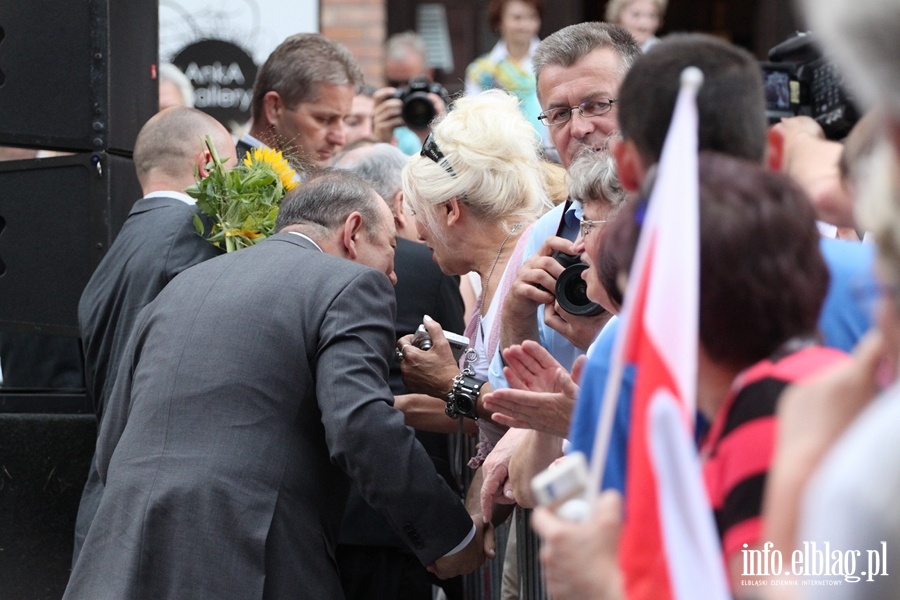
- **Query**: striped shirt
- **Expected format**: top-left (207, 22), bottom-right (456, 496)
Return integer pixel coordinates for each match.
top-left (702, 345), bottom-right (848, 560)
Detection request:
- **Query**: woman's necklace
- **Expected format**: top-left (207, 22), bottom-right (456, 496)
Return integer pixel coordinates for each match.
top-left (477, 222), bottom-right (523, 318)
top-left (461, 222), bottom-right (523, 372)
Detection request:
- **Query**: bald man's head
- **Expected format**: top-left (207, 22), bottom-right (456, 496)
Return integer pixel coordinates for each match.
top-left (133, 107), bottom-right (237, 192)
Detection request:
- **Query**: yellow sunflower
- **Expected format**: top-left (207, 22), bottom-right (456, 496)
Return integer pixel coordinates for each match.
top-left (243, 146), bottom-right (298, 191)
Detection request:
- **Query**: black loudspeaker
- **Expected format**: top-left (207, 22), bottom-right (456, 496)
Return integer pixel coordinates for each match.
top-left (0, 153), bottom-right (140, 336)
top-left (0, 1), bottom-right (158, 154)
top-left (0, 413), bottom-right (97, 599)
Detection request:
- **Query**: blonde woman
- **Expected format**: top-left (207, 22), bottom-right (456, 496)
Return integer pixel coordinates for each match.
top-left (395, 90), bottom-right (548, 460)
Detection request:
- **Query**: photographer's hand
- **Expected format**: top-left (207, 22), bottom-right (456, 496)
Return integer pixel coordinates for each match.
top-left (770, 116), bottom-right (854, 228)
top-left (543, 302), bottom-right (612, 351)
top-left (500, 236), bottom-right (573, 350)
top-left (372, 87), bottom-right (404, 144)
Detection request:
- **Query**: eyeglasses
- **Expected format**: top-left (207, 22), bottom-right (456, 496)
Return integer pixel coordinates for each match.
top-left (579, 217), bottom-right (607, 238)
top-left (538, 98), bottom-right (618, 127)
top-left (421, 132), bottom-right (458, 178)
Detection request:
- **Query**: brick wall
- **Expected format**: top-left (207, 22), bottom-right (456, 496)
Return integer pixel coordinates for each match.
top-left (321, 0), bottom-right (387, 87)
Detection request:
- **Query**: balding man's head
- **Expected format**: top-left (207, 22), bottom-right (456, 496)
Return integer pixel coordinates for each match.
top-left (133, 107), bottom-right (237, 192)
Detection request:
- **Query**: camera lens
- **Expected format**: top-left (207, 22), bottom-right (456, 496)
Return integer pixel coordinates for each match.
top-left (555, 262), bottom-right (605, 317)
top-left (402, 92), bottom-right (436, 129)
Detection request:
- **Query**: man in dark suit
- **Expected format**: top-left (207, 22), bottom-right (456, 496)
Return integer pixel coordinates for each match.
top-left (64, 172), bottom-right (485, 600)
top-left (72, 107), bottom-right (237, 564)
top-left (78, 106), bottom-right (238, 420)
top-left (237, 34), bottom-right (363, 170)
top-left (333, 142), bottom-right (468, 600)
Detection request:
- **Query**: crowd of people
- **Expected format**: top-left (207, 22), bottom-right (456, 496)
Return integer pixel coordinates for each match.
top-left (2, 0), bottom-right (896, 598)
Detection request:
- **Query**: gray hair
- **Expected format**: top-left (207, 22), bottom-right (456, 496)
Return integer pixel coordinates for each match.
top-left (159, 63), bottom-right (194, 108)
top-left (251, 34), bottom-right (364, 124)
top-left (566, 147), bottom-right (628, 208)
top-left (332, 143), bottom-right (408, 208)
top-left (385, 31), bottom-right (429, 67)
top-left (533, 22), bottom-right (641, 102)
top-left (275, 171), bottom-right (383, 236)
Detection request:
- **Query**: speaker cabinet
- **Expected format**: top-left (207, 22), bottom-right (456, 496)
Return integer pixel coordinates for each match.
top-left (0, 153), bottom-right (140, 335)
top-left (0, 1), bottom-right (158, 154)
top-left (0, 413), bottom-right (96, 599)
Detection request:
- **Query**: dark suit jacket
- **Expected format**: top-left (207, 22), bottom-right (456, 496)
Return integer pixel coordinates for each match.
top-left (78, 194), bottom-right (220, 419)
top-left (235, 137), bottom-right (257, 162)
top-left (65, 233), bottom-right (473, 600)
top-left (340, 237), bottom-right (465, 549)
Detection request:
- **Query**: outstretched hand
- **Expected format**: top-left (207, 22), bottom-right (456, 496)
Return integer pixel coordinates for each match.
top-left (481, 342), bottom-right (584, 436)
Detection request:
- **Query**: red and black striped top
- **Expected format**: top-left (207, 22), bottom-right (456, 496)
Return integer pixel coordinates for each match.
top-left (702, 345), bottom-right (849, 560)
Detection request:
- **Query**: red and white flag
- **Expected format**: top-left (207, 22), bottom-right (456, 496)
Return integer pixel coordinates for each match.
top-left (590, 67), bottom-right (730, 600)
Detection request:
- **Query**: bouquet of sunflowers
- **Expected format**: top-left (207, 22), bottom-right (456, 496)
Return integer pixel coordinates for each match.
top-left (187, 136), bottom-right (298, 252)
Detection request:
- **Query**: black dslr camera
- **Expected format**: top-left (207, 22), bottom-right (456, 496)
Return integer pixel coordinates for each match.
top-left (760, 32), bottom-right (859, 140)
top-left (551, 251), bottom-right (605, 317)
top-left (392, 76), bottom-right (452, 130)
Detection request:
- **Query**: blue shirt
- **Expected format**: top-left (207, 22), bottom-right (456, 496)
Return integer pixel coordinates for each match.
top-left (487, 200), bottom-right (585, 391)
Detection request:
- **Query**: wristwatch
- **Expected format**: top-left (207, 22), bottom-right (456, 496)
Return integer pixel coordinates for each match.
top-left (446, 373), bottom-right (486, 420)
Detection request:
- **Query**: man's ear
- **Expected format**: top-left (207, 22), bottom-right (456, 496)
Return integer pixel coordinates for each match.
top-left (392, 191), bottom-right (408, 231)
top-left (196, 148), bottom-right (214, 178)
top-left (611, 138), bottom-right (645, 192)
top-left (341, 211), bottom-right (365, 259)
top-left (261, 91), bottom-right (284, 128)
top-left (766, 124), bottom-right (786, 172)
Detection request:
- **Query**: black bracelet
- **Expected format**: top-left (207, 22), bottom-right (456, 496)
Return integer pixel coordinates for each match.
top-left (446, 374), bottom-right (486, 420)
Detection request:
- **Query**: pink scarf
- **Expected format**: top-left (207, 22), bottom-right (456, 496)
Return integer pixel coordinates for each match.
top-left (464, 223), bottom-right (534, 469)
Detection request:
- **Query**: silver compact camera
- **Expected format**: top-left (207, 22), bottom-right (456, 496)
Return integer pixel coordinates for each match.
top-left (411, 324), bottom-right (470, 362)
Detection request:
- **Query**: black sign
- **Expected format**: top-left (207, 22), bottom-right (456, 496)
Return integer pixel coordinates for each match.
top-left (173, 39), bottom-right (258, 129)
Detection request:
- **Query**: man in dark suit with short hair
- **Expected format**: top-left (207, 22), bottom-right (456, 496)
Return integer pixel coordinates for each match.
top-left (333, 142), bottom-right (468, 600)
top-left (78, 106), bottom-right (238, 421)
top-left (65, 172), bottom-right (485, 600)
top-left (72, 107), bottom-right (238, 565)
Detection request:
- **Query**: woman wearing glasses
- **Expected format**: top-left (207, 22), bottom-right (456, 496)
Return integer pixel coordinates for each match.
top-left (394, 90), bottom-right (548, 461)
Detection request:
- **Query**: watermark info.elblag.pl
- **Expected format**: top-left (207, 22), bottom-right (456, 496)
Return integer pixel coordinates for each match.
top-left (740, 541), bottom-right (889, 587)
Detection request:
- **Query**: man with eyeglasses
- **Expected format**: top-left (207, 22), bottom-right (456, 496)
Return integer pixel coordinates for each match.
top-left (477, 23), bottom-right (640, 520)
top-left (496, 22), bottom-right (638, 374)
